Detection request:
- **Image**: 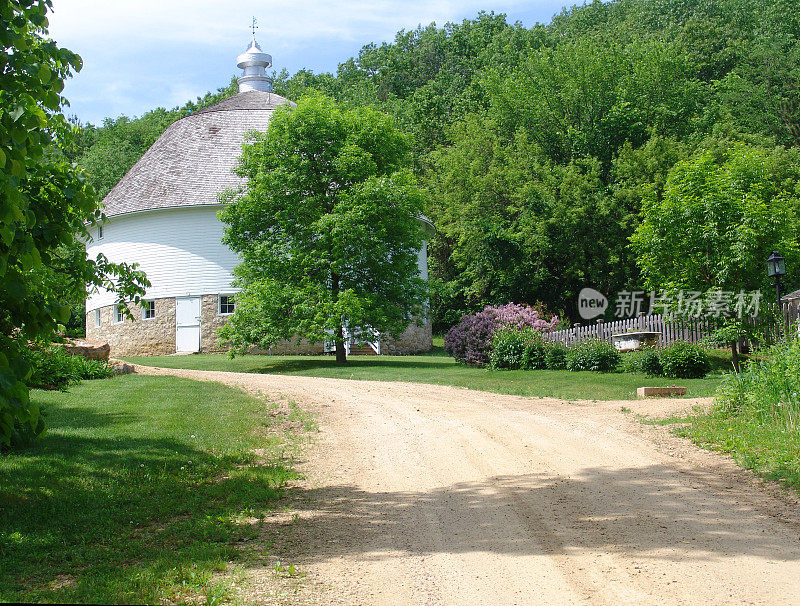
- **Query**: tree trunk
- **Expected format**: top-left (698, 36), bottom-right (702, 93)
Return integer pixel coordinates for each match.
top-left (335, 324), bottom-right (347, 364)
top-left (731, 339), bottom-right (740, 373)
top-left (332, 271), bottom-right (347, 364)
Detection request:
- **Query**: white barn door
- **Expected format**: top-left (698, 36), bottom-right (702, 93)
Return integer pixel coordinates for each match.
top-left (176, 296), bottom-right (201, 352)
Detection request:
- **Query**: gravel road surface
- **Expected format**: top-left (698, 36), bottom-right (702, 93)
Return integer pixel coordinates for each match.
top-left (133, 365), bottom-right (800, 605)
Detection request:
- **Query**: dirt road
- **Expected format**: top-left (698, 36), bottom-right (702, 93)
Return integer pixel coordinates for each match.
top-left (135, 365), bottom-right (800, 605)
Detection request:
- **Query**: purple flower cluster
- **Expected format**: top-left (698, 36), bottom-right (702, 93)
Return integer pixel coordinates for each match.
top-left (444, 303), bottom-right (558, 366)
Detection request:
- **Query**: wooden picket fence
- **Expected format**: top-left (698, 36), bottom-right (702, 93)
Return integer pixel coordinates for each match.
top-left (544, 302), bottom-right (800, 347)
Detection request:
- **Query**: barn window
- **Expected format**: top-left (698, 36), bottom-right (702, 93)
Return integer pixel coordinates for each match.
top-left (218, 295), bottom-right (235, 315)
top-left (94, 309), bottom-right (101, 328)
top-left (142, 300), bottom-right (156, 320)
top-left (98, 225), bottom-right (104, 240)
top-left (114, 304), bottom-right (125, 324)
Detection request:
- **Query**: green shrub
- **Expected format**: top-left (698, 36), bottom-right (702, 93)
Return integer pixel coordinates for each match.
top-left (26, 346), bottom-right (115, 390)
top-left (490, 327), bottom-right (549, 370)
top-left (715, 337), bottom-right (800, 424)
top-left (544, 341), bottom-right (568, 370)
top-left (566, 339), bottom-right (620, 372)
top-left (641, 349), bottom-right (664, 376)
top-left (620, 349), bottom-right (663, 376)
top-left (658, 341), bottom-right (710, 379)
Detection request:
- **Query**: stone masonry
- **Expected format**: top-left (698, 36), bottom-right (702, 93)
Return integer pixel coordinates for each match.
top-left (381, 317), bottom-right (433, 355)
top-left (87, 295), bottom-right (432, 357)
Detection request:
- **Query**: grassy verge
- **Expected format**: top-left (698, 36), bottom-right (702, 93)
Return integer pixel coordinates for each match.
top-left (125, 348), bottom-right (727, 401)
top-left (671, 409), bottom-right (800, 490)
top-left (649, 339), bottom-right (800, 493)
top-left (0, 374), bottom-right (312, 604)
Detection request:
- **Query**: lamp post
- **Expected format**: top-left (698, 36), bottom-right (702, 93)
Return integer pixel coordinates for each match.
top-left (767, 251), bottom-right (787, 337)
top-left (766, 250), bottom-right (787, 307)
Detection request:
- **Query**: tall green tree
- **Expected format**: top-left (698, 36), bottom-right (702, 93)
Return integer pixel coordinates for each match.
top-left (0, 0), bottom-right (147, 448)
top-left (631, 140), bottom-right (800, 365)
top-left (219, 95), bottom-right (428, 363)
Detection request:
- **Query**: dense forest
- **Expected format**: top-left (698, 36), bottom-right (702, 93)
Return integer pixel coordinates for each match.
top-left (65, 0), bottom-right (800, 330)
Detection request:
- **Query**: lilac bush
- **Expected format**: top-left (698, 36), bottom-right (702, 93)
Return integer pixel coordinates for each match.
top-left (444, 303), bottom-right (558, 366)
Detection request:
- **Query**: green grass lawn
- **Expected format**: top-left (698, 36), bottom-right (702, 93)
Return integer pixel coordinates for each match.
top-left (0, 374), bottom-right (310, 604)
top-left (671, 408), bottom-right (800, 492)
top-left (125, 347), bottom-right (730, 401)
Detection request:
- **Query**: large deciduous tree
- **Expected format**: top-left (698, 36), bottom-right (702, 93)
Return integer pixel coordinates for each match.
top-left (219, 95), bottom-right (428, 363)
top-left (631, 140), bottom-right (800, 366)
top-left (0, 0), bottom-right (147, 448)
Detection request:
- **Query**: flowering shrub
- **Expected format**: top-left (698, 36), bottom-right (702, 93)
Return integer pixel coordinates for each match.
top-left (445, 303), bottom-right (558, 366)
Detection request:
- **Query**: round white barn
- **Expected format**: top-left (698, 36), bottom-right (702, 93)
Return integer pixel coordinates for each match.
top-left (85, 38), bottom-right (433, 357)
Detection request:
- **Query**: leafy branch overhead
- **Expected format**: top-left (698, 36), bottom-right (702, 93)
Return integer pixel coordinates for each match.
top-left (0, 0), bottom-right (148, 448)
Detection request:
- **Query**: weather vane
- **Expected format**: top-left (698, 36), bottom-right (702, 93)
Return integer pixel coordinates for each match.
top-left (251, 16), bottom-right (258, 38)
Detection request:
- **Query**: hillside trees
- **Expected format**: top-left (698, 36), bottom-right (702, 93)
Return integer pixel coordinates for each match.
top-left (0, 0), bottom-right (147, 447)
top-left (69, 0), bottom-right (800, 327)
top-left (219, 95), bottom-right (428, 363)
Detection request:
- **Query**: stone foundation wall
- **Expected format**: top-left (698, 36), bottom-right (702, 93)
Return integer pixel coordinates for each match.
top-left (86, 298), bottom-right (177, 357)
top-left (87, 296), bottom-right (432, 357)
top-left (87, 295), bottom-right (234, 357)
top-left (200, 295), bottom-right (229, 352)
top-left (382, 317), bottom-right (433, 355)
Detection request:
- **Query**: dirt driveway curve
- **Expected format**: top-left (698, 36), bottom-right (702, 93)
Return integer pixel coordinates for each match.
top-left (134, 365), bottom-right (800, 605)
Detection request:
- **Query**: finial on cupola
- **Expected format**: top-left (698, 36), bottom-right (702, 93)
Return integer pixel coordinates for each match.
top-left (236, 17), bottom-right (273, 93)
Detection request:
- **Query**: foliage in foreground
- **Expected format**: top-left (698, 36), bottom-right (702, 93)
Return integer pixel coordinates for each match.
top-left (24, 346), bottom-right (114, 391)
top-left (490, 327), bottom-right (566, 370)
top-left (658, 342), bottom-right (711, 379)
top-left (489, 330), bottom-right (712, 378)
top-left (672, 337), bottom-right (800, 492)
top-left (0, 375), bottom-right (303, 604)
top-left (0, 1), bottom-right (147, 448)
top-left (219, 94), bottom-right (428, 363)
top-left (445, 303), bottom-right (558, 366)
top-left (565, 339), bottom-right (621, 373)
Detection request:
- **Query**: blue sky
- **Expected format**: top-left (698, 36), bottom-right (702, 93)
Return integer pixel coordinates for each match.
top-left (48, 0), bottom-right (574, 125)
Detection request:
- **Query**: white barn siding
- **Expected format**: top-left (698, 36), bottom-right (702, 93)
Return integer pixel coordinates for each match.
top-left (86, 205), bottom-right (240, 312)
top-left (86, 205), bottom-right (430, 314)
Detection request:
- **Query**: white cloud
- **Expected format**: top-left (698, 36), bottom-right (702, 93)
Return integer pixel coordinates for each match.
top-left (47, 0), bottom-right (567, 122)
top-left (49, 0), bottom-right (551, 48)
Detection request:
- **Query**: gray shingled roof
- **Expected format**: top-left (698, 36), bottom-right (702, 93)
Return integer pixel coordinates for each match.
top-left (101, 91), bottom-right (292, 217)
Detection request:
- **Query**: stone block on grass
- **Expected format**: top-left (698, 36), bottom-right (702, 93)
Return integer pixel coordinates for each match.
top-left (637, 386), bottom-right (687, 398)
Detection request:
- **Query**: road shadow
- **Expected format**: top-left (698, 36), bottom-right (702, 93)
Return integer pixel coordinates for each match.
top-left (250, 356), bottom-right (455, 375)
top-left (265, 465), bottom-right (800, 565)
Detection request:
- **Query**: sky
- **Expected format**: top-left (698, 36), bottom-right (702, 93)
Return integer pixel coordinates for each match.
top-left (47, 0), bottom-right (573, 125)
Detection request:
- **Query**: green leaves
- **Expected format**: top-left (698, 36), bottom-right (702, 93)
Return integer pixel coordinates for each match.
top-left (631, 141), bottom-right (800, 297)
top-left (220, 96), bottom-right (427, 358)
top-left (0, 0), bottom-right (149, 448)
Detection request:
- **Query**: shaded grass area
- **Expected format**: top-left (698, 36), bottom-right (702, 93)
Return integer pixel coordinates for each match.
top-left (126, 347), bottom-right (727, 401)
top-left (0, 375), bottom-right (306, 604)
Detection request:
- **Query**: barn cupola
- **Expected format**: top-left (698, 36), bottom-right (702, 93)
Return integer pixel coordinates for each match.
top-left (236, 36), bottom-right (273, 92)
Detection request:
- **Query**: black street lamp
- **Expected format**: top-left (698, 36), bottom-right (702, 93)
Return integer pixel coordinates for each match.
top-left (767, 250), bottom-right (787, 307)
